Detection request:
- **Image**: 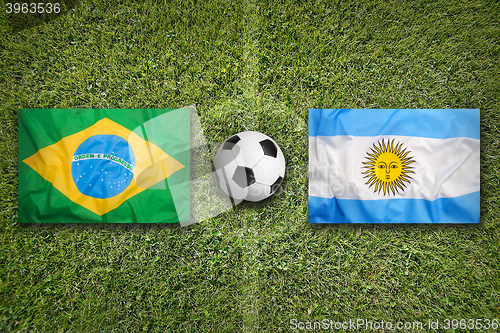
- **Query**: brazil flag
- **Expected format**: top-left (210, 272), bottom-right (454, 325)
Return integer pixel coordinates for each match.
top-left (18, 109), bottom-right (190, 223)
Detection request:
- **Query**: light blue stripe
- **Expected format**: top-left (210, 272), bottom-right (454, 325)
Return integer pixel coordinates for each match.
top-left (309, 109), bottom-right (480, 140)
top-left (309, 192), bottom-right (480, 223)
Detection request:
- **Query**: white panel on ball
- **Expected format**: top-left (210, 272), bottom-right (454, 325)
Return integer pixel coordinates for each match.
top-left (236, 131), bottom-right (268, 141)
top-left (246, 182), bottom-right (271, 202)
top-left (213, 149), bottom-right (235, 171)
top-left (252, 155), bottom-right (284, 186)
top-left (233, 139), bottom-right (264, 168)
top-left (276, 150), bottom-right (286, 174)
top-left (215, 160), bottom-right (248, 200)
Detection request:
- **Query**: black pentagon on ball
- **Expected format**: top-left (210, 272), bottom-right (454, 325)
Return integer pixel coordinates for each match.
top-left (270, 176), bottom-right (283, 193)
top-left (259, 139), bottom-right (278, 158)
top-left (232, 166), bottom-right (256, 188)
top-left (223, 135), bottom-right (241, 150)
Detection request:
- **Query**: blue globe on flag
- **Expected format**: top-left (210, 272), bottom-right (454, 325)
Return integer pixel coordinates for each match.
top-left (72, 134), bottom-right (135, 199)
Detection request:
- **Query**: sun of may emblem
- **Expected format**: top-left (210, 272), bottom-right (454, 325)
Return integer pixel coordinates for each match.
top-left (362, 138), bottom-right (416, 196)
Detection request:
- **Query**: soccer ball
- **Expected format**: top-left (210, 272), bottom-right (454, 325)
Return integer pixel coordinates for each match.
top-left (214, 131), bottom-right (285, 202)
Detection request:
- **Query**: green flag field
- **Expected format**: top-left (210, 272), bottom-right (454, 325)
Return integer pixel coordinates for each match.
top-left (1, 0), bottom-right (499, 331)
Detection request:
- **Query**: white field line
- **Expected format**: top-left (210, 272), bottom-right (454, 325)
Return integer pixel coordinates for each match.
top-left (239, 0), bottom-right (262, 331)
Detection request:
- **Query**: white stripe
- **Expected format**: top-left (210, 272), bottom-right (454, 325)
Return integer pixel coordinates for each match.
top-left (309, 135), bottom-right (480, 200)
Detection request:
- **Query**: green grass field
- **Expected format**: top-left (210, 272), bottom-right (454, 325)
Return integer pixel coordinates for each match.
top-left (1, 0), bottom-right (499, 331)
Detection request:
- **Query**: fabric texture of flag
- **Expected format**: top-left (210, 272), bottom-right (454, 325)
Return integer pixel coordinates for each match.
top-left (19, 108), bottom-right (190, 223)
top-left (309, 109), bottom-right (480, 223)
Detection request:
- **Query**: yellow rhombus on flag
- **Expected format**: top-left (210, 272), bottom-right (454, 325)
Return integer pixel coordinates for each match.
top-left (23, 117), bottom-right (184, 216)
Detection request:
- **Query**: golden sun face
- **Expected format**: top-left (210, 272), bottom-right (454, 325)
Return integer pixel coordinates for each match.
top-left (362, 138), bottom-right (416, 196)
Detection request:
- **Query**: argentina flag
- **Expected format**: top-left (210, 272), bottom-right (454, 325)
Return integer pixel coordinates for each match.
top-left (309, 109), bottom-right (480, 223)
